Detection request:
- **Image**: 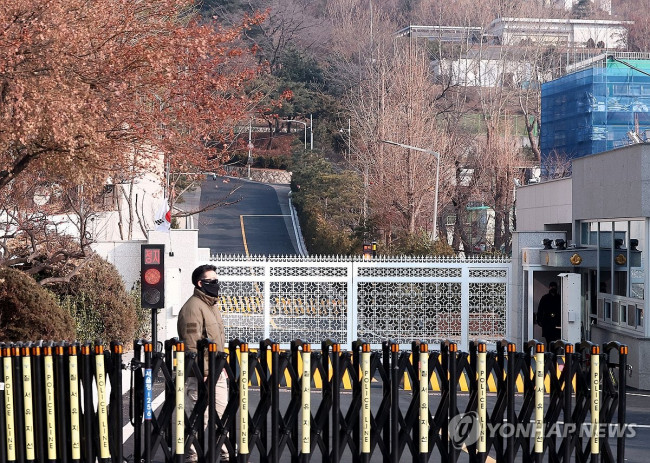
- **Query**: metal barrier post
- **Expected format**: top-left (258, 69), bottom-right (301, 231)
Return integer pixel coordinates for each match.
top-left (533, 342), bottom-right (545, 463)
top-left (418, 342), bottom-right (429, 463)
top-left (109, 342), bottom-right (123, 463)
top-left (68, 343), bottom-right (81, 463)
top-left (440, 342), bottom-right (449, 461)
top-left (13, 344), bottom-right (25, 463)
top-left (502, 341), bottom-right (517, 463)
top-left (360, 342), bottom-right (371, 463)
top-left (204, 340), bottom-right (217, 463)
top-left (381, 341), bottom-right (391, 462)
top-left (42, 343), bottom-right (57, 463)
top-left (447, 341), bottom-right (458, 463)
top-left (3, 344), bottom-right (16, 463)
top-left (590, 345), bottom-right (600, 463)
top-left (389, 342), bottom-right (399, 463)
top-left (30, 343), bottom-right (45, 463)
top-left (563, 343), bottom-right (574, 463)
top-left (130, 341), bottom-right (144, 463)
top-left (94, 344), bottom-right (111, 463)
top-left (175, 341), bottom-right (185, 463)
top-left (21, 344), bottom-right (35, 463)
top-left (81, 343), bottom-right (94, 463)
top-left (238, 342), bottom-right (249, 463)
top-left (617, 345), bottom-right (628, 463)
top-left (301, 344), bottom-right (311, 463)
top-left (53, 344), bottom-right (68, 463)
top-left (270, 341), bottom-right (280, 463)
top-left (477, 341), bottom-right (488, 462)
top-left (290, 340), bottom-right (303, 463)
top-left (320, 341), bottom-right (332, 463)
top-left (143, 341), bottom-right (153, 463)
top-left (352, 341), bottom-right (361, 462)
top-left (164, 338), bottom-right (177, 458)
top-left (330, 343), bottom-right (341, 463)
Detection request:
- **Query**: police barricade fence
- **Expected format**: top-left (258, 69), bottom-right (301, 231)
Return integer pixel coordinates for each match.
top-left (0, 338), bottom-right (628, 463)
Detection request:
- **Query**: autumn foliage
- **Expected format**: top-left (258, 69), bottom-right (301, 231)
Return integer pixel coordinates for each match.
top-left (0, 0), bottom-right (265, 274)
top-left (1, 0), bottom-right (264, 186)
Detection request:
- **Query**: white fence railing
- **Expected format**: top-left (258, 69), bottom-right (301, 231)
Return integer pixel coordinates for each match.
top-left (206, 255), bottom-right (511, 350)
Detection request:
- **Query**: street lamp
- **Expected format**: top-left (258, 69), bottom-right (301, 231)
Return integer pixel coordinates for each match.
top-left (285, 119), bottom-right (308, 150)
top-left (381, 140), bottom-right (441, 241)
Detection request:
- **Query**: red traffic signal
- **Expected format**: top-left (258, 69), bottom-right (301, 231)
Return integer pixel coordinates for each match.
top-left (362, 241), bottom-right (378, 260)
top-left (141, 244), bottom-right (165, 309)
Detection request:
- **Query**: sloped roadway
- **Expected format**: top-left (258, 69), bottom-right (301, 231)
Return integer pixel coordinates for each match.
top-left (197, 175), bottom-right (300, 256)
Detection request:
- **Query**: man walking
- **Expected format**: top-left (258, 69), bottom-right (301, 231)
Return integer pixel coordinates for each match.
top-left (536, 281), bottom-right (562, 348)
top-left (177, 264), bottom-right (228, 461)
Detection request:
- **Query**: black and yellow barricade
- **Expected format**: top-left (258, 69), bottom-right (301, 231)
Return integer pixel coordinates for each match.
top-left (0, 338), bottom-right (629, 463)
top-left (289, 339), bottom-right (310, 463)
top-left (319, 339), bottom-right (340, 463)
top-left (227, 339), bottom-right (249, 463)
top-left (574, 340), bottom-right (600, 463)
top-left (546, 340), bottom-right (575, 462)
top-left (0, 341), bottom-right (124, 463)
top-left (342, 340), bottom-right (363, 461)
top-left (129, 340), bottom-right (144, 463)
top-left (601, 342), bottom-right (628, 463)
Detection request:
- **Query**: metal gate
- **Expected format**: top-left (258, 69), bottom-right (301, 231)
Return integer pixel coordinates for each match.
top-left (208, 255), bottom-right (511, 350)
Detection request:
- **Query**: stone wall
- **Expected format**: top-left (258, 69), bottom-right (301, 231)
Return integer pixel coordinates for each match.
top-left (224, 166), bottom-right (292, 184)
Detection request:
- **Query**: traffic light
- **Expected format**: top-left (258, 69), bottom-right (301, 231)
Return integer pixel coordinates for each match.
top-left (141, 244), bottom-right (165, 309)
top-left (363, 242), bottom-right (373, 260)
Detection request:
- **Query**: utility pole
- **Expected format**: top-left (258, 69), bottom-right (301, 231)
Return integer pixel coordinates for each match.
top-left (310, 114), bottom-right (314, 150)
top-left (247, 120), bottom-right (253, 179)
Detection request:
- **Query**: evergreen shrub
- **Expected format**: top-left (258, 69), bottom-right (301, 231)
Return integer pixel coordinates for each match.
top-left (52, 255), bottom-right (138, 344)
top-left (0, 267), bottom-right (75, 341)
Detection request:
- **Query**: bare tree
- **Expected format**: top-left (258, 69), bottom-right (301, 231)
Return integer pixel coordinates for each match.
top-left (347, 35), bottom-right (452, 242)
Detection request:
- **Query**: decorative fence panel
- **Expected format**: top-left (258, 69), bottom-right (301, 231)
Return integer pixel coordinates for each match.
top-left (209, 256), bottom-right (511, 350)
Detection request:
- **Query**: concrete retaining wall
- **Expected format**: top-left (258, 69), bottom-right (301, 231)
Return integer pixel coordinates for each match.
top-left (224, 166), bottom-right (292, 184)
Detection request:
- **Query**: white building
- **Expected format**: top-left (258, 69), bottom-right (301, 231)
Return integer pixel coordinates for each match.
top-left (486, 17), bottom-right (628, 49)
top-left (433, 47), bottom-right (545, 88)
top-left (550, 0), bottom-right (611, 15)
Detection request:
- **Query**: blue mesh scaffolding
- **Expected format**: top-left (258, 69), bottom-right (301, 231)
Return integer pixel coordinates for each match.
top-left (541, 58), bottom-right (650, 161)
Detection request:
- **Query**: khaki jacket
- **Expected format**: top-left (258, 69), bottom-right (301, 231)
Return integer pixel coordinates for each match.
top-left (177, 288), bottom-right (225, 376)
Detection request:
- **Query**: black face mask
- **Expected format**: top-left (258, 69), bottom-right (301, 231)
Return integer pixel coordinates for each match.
top-left (200, 279), bottom-right (220, 298)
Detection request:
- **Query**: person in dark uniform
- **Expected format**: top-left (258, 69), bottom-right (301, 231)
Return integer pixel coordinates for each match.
top-left (536, 281), bottom-right (562, 348)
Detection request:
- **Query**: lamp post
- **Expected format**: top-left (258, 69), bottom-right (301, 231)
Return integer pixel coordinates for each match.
top-left (381, 140), bottom-right (441, 241)
top-left (286, 119), bottom-right (308, 150)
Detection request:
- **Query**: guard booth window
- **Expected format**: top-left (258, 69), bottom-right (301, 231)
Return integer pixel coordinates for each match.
top-left (598, 222), bottom-right (613, 296)
top-left (614, 221), bottom-right (628, 297)
top-left (582, 219), bottom-right (646, 331)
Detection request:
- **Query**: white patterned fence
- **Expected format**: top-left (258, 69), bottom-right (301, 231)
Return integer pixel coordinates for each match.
top-left (205, 255), bottom-right (511, 350)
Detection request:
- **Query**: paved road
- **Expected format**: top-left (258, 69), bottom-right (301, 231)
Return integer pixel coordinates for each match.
top-left (197, 176), bottom-right (299, 256)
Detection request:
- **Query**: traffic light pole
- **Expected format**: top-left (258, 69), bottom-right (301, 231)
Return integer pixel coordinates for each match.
top-left (152, 309), bottom-right (158, 352)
